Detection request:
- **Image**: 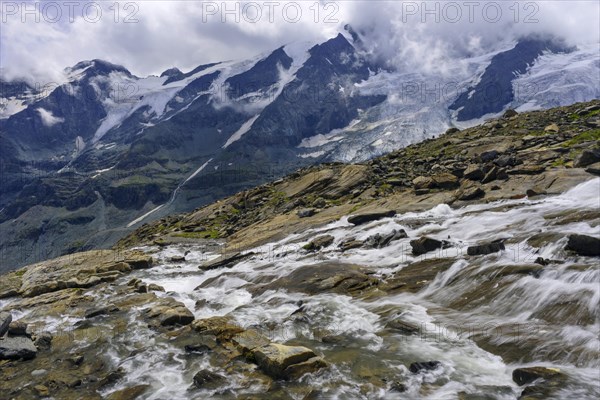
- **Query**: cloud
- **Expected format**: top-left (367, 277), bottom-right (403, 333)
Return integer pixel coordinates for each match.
top-left (1, 1), bottom-right (598, 84)
top-left (36, 107), bottom-right (64, 126)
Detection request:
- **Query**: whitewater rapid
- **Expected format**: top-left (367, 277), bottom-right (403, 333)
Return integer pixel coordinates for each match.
top-left (2, 178), bottom-right (598, 399)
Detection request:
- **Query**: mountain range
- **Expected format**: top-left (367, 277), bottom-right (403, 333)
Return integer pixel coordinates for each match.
top-left (0, 26), bottom-right (598, 269)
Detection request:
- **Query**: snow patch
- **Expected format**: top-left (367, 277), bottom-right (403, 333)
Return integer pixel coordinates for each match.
top-left (223, 115), bottom-right (259, 148)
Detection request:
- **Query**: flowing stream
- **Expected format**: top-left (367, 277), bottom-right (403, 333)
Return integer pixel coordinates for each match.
top-left (2, 178), bottom-right (598, 399)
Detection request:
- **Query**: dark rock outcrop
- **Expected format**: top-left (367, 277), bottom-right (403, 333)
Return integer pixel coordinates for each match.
top-left (467, 241), bottom-right (505, 256)
top-left (566, 234), bottom-right (600, 256)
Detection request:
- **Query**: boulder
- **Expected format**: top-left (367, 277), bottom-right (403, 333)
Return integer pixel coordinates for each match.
top-left (463, 165), bottom-right (485, 181)
top-left (348, 209), bottom-right (396, 225)
top-left (503, 109), bottom-right (518, 118)
top-left (199, 252), bottom-right (254, 271)
top-left (193, 369), bottom-right (226, 389)
top-left (413, 176), bottom-right (435, 190)
top-left (512, 366), bottom-right (566, 386)
top-left (410, 237), bottom-right (447, 256)
top-left (144, 297), bottom-right (195, 327)
top-left (303, 235), bottom-right (334, 251)
top-left (480, 150), bottom-right (500, 163)
top-left (7, 321), bottom-right (28, 337)
top-left (495, 155), bottom-right (518, 168)
top-left (339, 239), bottom-right (363, 252)
top-left (409, 361), bottom-right (441, 374)
top-left (33, 332), bottom-right (53, 350)
top-left (365, 229), bottom-right (407, 248)
top-left (458, 187), bottom-right (485, 201)
top-left (467, 241), bottom-right (505, 256)
top-left (432, 173), bottom-right (459, 189)
top-left (585, 162), bottom-right (600, 175)
top-left (481, 166), bottom-right (498, 183)
top-left (0, 311), bottom-right (12, 336)
top-left (252, 343), bottom-right (326, 379)
top-left (297, 208), bottom-right (316, 218)
top-left (574, 149), bottom-right (600, 168)
top-left (565, 234), bottom-right (600, 256)
top-left (0, 336), bottom-right (37, 360)
top-left (123, 252), bottom-right (153, 269)
top-left (544, 123), bottom-right (559, 133)
top-left (170, 256), bottom-right (186, 262)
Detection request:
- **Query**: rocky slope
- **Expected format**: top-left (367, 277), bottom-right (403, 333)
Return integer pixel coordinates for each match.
top-left (1, 101), bottom-right (599, 399)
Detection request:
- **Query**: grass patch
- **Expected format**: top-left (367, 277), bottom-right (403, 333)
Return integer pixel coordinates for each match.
top-left (563, 129), bottom-right (600, 147)
top-left (569, 109), bottom-right (600, 121)
top-left (174, 229), bottom-right (220, 239)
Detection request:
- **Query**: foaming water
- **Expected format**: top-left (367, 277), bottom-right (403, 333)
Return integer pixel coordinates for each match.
top-left (4, 178), bottom-right (599, 399)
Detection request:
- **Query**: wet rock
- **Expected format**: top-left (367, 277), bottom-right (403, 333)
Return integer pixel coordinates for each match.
top-left (467, 241), bottom-right (505, 256)
top-left (193, 369), bottom-right (226, 389)
top-left (512, 366), bottom-right (566, 386)
top-left (170, 256), bottom-right (186, 262)
top-left (574, 149), bottom-right (600, 168)
top-left (252, 343), bottom-right (325, 379)
top-left (0, 311), bottom-right (11, 336)
top-left (303, 235), bottom-right (334, 251)
top-left (200, 252), bottom-right (254, 271)
top-left (192, 316), bottom-right (245, 340)
top-left (409, 361), bottom-right (441, 374)
top-left (382, 258), bottom-right (456, 293)
top-left (386, 319), bottom-right (420, 335)
top-left (365, 229), bottom-right (407, 248)
top-left (389, 381), bottom-right (408, 393)
top-left (585, 162), bottom-right (600, 175)
top-left (33, 332), bottom-right (53, 350)
top-left (7, 321), bottom-right (28, 337)
top-left (144, 297), bottom-right (195, 327)
top-left (0, 336), bottom-right (37, 360)
top-left (348, 209), bottom-right (396, 225)
top-left (565, 234), bottom-right (600, 256)
top-left (527, 232), bottom-right (564, 248)
top-left (85, 305), bottom-right (119, 319)
top-left (147, 283), bottom-right (165, 292)
top-left (124, 252), bottom-right (154, 269)
top-left (339, 238), bottom-right (363, 252)
top-left (297, 208), bottom-right (316, 218)
top-left (410, 237), bottom-right (448, 256)
top-left (255, 263), bottom-right (377, 297)
top-left (107, 385), bottom-right (151, 400)
top-left (458, 186), bottom-right (485, 201)
top-left (463, 164), bottom-right (485, 181)
top-left (526, 188), bottom-right (546, 197)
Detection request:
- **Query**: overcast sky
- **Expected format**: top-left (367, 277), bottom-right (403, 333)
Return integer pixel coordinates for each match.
top-left (1, 1), bottom-right (599, 83)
